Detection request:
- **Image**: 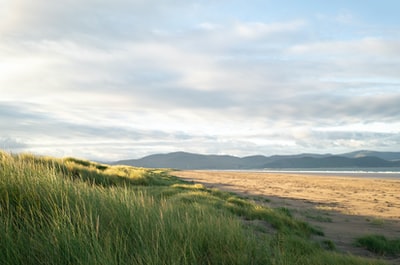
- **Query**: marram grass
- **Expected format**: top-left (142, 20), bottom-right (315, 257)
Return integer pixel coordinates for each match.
top-left (0, 151), bottom-right (387, 264)
top-left (356, 234), bottom-right (400, 256)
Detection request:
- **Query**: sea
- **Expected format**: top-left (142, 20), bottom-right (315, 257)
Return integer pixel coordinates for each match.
top-left (257, 168), bottom-right (400, 179)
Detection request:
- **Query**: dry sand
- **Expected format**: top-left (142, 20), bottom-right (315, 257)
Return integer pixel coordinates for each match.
top-left (173, 170), bottom-right (400, 261)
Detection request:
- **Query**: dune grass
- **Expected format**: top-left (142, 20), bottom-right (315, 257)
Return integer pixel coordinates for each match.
top-left (356, 235), bottom-right (400, 256)
top-left (0, 151), bottom-right (387, 264)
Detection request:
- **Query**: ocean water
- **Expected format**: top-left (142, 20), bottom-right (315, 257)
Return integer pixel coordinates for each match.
top-left (260, 168), bottom-right (400, 179)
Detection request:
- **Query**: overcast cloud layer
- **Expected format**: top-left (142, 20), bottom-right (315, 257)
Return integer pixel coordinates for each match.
top-left (1, 0), bottom-right (400, 160)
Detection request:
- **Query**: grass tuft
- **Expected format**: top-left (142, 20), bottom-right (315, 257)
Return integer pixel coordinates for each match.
top-left (356, 234), bottom-right (400, 256)
top-left (322, 239), bottom-right (337, 251)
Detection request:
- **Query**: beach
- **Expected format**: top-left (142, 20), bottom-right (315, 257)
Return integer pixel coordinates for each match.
top-left (173, 170), bottom-right (400, 260)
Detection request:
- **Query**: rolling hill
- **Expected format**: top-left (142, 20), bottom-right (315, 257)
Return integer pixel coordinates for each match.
top-left (340, 150), bottom-right (400, 161)
top-left (114, 150), bottom-right (400, 170)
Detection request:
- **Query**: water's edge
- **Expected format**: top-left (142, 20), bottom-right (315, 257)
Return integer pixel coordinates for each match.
top-left (206, 168), bottom-right (400, 179)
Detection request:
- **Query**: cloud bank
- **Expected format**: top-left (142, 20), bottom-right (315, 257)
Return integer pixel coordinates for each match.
top-left (1, 1), bottom-right (399, 160)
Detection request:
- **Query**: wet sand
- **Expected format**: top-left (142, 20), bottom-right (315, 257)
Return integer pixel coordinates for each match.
top-left (173, 170), bottom-right (400, 262)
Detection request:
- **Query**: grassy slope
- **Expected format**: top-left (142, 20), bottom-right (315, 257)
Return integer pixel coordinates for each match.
top-left (0, 151), bottom-right (387, 265)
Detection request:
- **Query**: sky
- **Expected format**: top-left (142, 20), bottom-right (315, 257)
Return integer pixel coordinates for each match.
top-left (1, 0), bottom-right (400, 161)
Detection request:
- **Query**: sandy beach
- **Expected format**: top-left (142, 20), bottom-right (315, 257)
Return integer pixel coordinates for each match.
top-left (173, 170), bottom-right (400, 261)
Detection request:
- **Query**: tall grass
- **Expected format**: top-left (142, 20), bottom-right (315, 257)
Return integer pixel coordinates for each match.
top-left (356, 235), bottom-right (400, 256)
top-left (0, 151), bottom-right (387, 264)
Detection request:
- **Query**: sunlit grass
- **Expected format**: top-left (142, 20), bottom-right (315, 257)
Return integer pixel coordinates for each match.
top-left (0, 151), bottom-right (388, 264)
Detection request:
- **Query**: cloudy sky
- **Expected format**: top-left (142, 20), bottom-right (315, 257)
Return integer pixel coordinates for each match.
top-left (1, 0), bottom-right (400, 161)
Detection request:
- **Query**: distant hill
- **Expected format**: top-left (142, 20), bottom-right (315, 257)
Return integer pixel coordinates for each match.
top-left (262, 156), bottom-right (399, 168)
top-left (340, 150), bottom-right (400, 161)
top-left (115, 152), bottom-right (242, 169)
top-left (113, 151), bottom-right (400, 170)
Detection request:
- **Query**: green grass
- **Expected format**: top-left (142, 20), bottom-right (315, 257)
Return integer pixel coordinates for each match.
top-left (0, 151), bottom-right (388, 264)
top-left (322, 239), bottom-right (337, 251)
top-left (356, 235), bottom-right (400, 256)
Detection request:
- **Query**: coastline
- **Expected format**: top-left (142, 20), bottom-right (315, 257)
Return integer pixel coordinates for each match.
top-left (208, 169), bottom-right (400, 179)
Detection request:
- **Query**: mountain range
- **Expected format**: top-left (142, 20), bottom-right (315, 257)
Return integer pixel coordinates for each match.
top-left (113, 150), bottom-right (400, 170)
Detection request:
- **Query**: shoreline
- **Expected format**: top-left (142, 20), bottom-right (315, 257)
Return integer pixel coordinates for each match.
top-left (201, 169), bottom-right (400, 179)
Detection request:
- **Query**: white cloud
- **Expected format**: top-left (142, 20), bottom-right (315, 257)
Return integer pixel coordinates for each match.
top-left (0, 137), bottom-right (27, 150)
top-left (234, 20), bottom-right (307, 39)
top-left (196, 22), bottom-right (222, 31)
top-left (1, 1), bottom-right (400, 159)
top-left (0, 0), bottom-right (194, 40)
top-left (288, 38), bottom-right (400, 59)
